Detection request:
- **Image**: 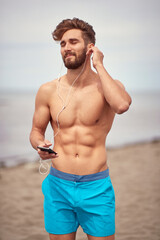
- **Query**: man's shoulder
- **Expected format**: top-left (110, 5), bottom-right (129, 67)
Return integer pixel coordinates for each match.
top-left (38, 79), bottom-right (58, 94)
top-left (35, 79), bottom-right (58, 103)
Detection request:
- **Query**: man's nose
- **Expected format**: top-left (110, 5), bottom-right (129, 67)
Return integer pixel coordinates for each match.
top-left (64, 42), bottom-right (71, 51)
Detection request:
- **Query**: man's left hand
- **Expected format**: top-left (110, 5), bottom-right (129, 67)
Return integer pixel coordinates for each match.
top-left (86, 46), bottom-right (104, 69)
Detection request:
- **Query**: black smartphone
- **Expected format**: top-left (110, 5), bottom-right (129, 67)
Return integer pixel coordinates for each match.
top-left (37, 146), bottom-right (57, 155)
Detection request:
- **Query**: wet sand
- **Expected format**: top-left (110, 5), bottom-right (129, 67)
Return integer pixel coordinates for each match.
top-left (0, 141), bottom-right (160, 240)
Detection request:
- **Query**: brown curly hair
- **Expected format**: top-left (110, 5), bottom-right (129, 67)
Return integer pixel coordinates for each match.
top-left (52, 18), bottom-right (96, 45)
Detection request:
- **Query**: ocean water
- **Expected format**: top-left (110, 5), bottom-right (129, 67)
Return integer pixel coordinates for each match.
top-left (0, 91), bottom-right (160, 167)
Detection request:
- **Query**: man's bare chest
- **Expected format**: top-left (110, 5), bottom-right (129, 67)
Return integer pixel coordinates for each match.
top-left (49, 87), bottom-right (107, 127)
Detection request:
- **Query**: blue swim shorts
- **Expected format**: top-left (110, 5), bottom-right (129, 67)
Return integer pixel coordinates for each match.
top-left (42, 166), bottom-right (115, 237)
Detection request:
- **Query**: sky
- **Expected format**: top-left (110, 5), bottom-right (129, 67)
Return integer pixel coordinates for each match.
top-left (0, 0), bottom-right (160, 92)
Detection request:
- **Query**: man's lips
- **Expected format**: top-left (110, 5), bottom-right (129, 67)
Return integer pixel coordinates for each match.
top-left (65, 55), bottom-right (72, 59)
top-left (64, 53), bottom-right (75, 59)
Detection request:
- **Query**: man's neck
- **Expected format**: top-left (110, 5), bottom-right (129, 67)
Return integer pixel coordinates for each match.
top-left (65, 60), bottom-right (94, 88)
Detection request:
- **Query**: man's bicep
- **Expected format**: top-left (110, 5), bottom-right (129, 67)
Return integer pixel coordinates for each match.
top-left (32, 87), bottom-right (51, 134)
top-left (32, 105), bottom-right (51, 134)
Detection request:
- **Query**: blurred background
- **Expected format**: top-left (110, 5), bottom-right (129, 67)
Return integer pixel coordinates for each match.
top-left (0, 0), bottom-right (160, 166)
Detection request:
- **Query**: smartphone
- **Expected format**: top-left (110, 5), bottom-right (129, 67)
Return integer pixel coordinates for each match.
top-left (37, 146), bottom-right (57, 155)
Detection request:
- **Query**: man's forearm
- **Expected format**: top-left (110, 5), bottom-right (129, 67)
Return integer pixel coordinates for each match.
top-left (30, 129), bottom-right (45, 150)
top-left (96, 64), bottom-right (132, 114)
top-left (90, 46), bottom-right (131, 114)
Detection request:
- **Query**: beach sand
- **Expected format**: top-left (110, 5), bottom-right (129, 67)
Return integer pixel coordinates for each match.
top-left (0, 141), bottom-right (160, 240)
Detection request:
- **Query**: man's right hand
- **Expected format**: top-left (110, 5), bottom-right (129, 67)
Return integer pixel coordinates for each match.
top-left (37, 140), bottom-right (58, 160)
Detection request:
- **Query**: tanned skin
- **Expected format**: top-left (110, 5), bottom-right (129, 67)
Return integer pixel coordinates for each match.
top-left (30, 29), bottom-right (132, 240)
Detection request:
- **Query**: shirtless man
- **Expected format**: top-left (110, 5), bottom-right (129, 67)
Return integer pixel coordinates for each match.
top-left (30, 18), bottom-right (131, 240)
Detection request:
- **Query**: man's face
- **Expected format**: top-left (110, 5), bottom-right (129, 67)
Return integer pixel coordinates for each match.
top-left (60, 29), bottom-right (87, 69)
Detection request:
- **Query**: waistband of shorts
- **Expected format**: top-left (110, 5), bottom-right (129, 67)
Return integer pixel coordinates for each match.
top-left (49, 166), bottom-right (109, 182)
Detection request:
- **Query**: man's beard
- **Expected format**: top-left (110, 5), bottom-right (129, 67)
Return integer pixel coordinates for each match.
top-left (63, 47), bottom-right (87, 69)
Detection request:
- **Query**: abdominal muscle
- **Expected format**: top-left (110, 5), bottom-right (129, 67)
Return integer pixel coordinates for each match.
top-left (51, 125), bottom-right (108, 175)
top-left (48, 79), bottom-right (115, 175)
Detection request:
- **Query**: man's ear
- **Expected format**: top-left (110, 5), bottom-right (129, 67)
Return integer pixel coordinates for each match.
top-left (87, 43), bottom-right (94, 50)
top-left (86, 43), bottom-right (94, 55)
